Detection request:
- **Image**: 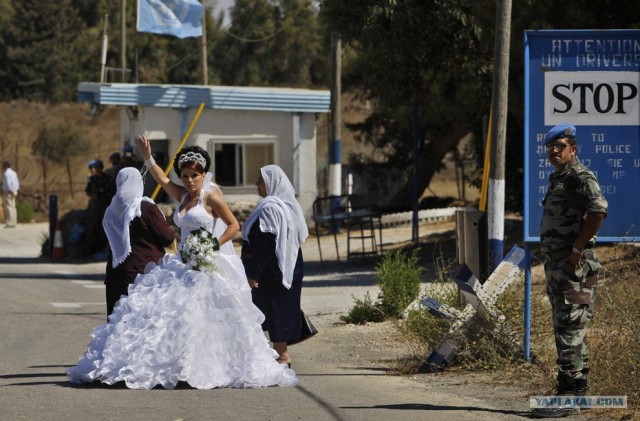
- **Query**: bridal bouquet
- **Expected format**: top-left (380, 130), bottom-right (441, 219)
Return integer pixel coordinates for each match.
top-left (180, 228), bottom-right (220, 272)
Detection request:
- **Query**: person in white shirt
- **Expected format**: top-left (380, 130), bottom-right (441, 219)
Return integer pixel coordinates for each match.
top-left (2, 161), bottom-right (20, 228)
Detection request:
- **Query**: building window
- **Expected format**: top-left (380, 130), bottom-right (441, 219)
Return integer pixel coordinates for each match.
top-left (210, 137), bottom-right (276, 187)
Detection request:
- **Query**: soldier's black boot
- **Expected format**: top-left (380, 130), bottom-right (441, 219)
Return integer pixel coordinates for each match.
top-left (531, 376), bottom-right (580, 418)
top-left (576, 368), bottom-right (589, 397)
top-left (575, 378), bottom-right (588, 396)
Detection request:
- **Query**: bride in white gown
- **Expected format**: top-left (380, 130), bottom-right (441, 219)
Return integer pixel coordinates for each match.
top-left (67, 137), bottom-right (297, 389)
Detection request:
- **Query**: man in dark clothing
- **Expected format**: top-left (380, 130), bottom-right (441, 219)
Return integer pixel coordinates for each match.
top-left (85, 160), bottom-right (115, 256)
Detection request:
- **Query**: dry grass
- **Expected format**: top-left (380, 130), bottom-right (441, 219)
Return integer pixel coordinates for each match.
top-left (392, 236), bottom-right (639, 417)
top-left (0, 101), bottom-right (121, 220)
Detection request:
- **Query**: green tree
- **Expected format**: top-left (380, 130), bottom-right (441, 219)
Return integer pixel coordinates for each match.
top-left (0, 0), bottom-right (15, 99)
top-left (5, 0), bottom-right (97, 102)
top-left (33, 123), bottom-right (91, 199)
top-left (214, 0), bottom-right (328, 87)
top-left (320, 0), bottom-right (493, 207)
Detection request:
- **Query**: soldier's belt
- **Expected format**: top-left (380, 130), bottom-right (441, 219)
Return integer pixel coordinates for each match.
top-left (544, 248), bottom-right (572, 262)
top-left (544, 247), bottom-right (594, 262)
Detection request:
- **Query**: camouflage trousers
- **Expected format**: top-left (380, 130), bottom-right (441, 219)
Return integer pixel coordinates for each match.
top-left (544, 249), bottom-right (600, 381)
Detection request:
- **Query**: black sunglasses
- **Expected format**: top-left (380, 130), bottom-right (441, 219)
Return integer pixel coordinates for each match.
top-left (545, 143), bottom-right (569, 152)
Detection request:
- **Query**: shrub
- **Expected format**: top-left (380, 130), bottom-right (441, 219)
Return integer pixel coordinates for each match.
top-left (340, 292), bottom-right (385, 324)
top-left (16, 201), bottom-right (34, 223)
top-left (455, 315), bottom-right (524, 371)
top-left (403, 278), bottom-right (459, 348)
top-left (403, 307), bottom-right (451, 348)
top-left (376, 249), bottom-right (424, 318)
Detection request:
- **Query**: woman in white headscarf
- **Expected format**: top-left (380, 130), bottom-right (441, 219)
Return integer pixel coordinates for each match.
top-left (102, 167), bottom-right (175, 317)
top-left (241, 165), bottom-right (309, 367)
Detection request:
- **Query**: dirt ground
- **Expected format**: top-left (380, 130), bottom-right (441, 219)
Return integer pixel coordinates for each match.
top-left (322, 319), bottom-right (540, 416)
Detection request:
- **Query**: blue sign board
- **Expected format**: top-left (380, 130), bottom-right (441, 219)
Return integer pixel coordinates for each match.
top-left (524, 30), bottom-right (640, 242)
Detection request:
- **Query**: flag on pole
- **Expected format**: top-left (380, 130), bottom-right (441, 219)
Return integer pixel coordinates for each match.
top-left (137, 0), bottom-right (204, 38)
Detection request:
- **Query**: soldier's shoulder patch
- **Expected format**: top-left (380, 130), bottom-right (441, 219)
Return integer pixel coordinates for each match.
top-left (571, 165), bottom-right (584, 175)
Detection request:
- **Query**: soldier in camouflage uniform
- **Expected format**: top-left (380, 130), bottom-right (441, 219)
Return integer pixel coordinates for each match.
top-left (532, 124), bottom-right (608, 418)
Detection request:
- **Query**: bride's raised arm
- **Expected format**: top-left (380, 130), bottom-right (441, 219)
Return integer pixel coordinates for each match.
top-left (135, 135), bottom-right (186, 202)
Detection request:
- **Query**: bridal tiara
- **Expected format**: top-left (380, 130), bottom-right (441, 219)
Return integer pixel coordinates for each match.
top-left (177, 151), bottom-right (207, 169)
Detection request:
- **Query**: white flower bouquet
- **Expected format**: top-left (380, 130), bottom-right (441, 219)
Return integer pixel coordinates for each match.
top-left (180, 228), bottom-right (220, 272)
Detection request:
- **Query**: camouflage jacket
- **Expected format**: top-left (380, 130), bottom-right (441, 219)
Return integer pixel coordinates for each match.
top-left (540, 157), bottom-right (608, 253)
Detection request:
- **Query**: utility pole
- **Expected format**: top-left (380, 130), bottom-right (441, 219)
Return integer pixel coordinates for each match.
top-left (121, 0), bottom-right (127, 83)
top-left (329, 34), bottom-right (342, 200)
top-left (488, 0), bottom-right (512, 271)
top-left (100, 14), bottom-right (109, 83)
top-left (200, 1), bottom-right (208, 85)
top-left (412, 102), bottom-right (420, 243)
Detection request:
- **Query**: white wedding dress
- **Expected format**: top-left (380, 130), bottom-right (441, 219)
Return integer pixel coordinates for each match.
top-left (67, 186), bottom-right (298, 389)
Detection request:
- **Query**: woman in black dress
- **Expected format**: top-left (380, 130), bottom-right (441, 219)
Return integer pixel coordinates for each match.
top-left (102, 167), bottom-right (176, 317)
top-left (241, 165), bottom-right (309, 367)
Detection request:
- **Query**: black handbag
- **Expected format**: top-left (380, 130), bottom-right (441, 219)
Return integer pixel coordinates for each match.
top-left (287, 310), bottom-right (318, 345)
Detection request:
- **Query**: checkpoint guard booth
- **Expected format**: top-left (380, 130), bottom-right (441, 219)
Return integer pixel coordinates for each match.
top-left (77, 82), bottom-right (331, 222)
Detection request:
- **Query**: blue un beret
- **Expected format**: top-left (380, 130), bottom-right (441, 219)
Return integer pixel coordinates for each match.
top-left (88, 160), bottom-right (104, 169)
top-left (544, 124), bottom-right (576, 145)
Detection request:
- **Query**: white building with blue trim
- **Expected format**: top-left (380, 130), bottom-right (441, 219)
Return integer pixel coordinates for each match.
top-left (78, 82), bottom-right (331, 220)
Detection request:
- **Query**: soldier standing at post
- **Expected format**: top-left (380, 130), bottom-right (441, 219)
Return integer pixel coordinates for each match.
top-left (532, 124), bottom-right (608, 418)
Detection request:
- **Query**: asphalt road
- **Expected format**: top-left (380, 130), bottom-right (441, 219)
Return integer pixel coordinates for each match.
top-left (0, 223), bottom-right (539, 420)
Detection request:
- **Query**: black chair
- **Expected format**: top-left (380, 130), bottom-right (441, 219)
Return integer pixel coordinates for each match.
top-left (312, 194), bottom-right (382, 263)
top-left (312, 195), bottom-right (346, 263)
top-left (338, 194), bottom-right (383, 261)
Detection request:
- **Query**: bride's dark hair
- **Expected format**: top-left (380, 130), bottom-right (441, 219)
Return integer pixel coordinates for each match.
top-left (173, 145), bottom-right (211, 176)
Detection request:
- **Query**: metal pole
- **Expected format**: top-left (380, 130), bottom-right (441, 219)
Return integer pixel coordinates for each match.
top-left (524, 242), bottom-right (532, 361)
top-left (329, 33), bottom-right (342, 232)
top-left (488, 0), bottom-right (512, 271)
top-left (49, 195), bottom-right (58, 259)
top-left (329, 33), bottom-right (342, 197)
top-left (100, 15), bottom-right (109, 83)
top-left (412, 102), bottom-right (420, 243)
top-left (121, 0), bottom-right (127, 83)
top-left (200, 1), bottom-right (208, 85)
top-left (150, 103), bottom-right (206, 200)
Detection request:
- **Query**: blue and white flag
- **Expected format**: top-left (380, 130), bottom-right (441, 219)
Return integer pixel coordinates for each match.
top-left (137, 0), bottom-right (204, 38)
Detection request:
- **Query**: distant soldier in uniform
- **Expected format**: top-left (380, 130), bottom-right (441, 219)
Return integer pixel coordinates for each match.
top-left (85, 160), bottom-right (115, 257)
top-left (532, 124), bottom-right (608, 418)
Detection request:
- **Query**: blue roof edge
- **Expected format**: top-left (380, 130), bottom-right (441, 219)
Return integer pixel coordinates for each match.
top-left (77, 82), bottom-right (331, 113)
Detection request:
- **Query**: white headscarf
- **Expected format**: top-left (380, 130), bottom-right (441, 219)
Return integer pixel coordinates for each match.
top-left (241, 165), bottom-right (309, 289)
top-left (102, 168), bottom-right (154, 268)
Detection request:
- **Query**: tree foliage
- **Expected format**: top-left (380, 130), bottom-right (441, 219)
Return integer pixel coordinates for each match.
top-left (320, 0), bottom-right (493, 207)
top-left (213, 0), bottom-right (328, 87)
top-left (3, 0), bottom-right (96, 101)
top-left (0, 0), bottom-right (328, 102)
top-left (322, 0), bottom-right (640, 211)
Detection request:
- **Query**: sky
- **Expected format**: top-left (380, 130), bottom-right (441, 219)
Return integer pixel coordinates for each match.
top-left (209, 0), bottom-right (235, 26)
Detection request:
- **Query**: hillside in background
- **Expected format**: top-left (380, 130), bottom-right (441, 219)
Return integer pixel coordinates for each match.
top-left (0, 101), bottom-right (120, 217)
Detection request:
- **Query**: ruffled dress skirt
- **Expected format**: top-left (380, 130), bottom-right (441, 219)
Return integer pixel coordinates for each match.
top-left (67, 253), bottom-right (298, 389)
